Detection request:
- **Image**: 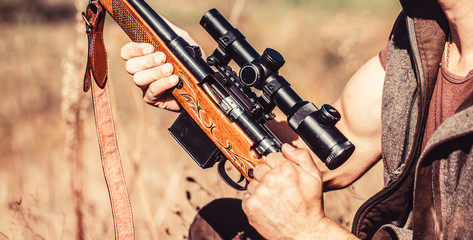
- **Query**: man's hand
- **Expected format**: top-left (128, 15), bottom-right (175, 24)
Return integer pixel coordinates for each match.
top-left (120, 18), bottom-right (201, 112)
top-left (242, 144), bottom-right (358, 239)
top-left (120, 42), bottom-right (181, 111)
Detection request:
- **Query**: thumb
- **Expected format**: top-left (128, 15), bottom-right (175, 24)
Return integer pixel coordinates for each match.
top-left (281, 144), bottom-right (321, 178)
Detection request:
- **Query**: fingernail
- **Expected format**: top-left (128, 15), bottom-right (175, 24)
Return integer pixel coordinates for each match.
top-left (169, 75), bottom-right (179, 86)
top-left (143, 46), bottom-right (154, 55)
top-left (283, 143), bottom-right (295, 152)
top-left (162, 64), bottom-right (173, 74)
top-left (155, 53), bottom-right (165, 64)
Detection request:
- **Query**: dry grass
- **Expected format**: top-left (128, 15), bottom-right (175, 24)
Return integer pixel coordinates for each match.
top-left (0, 0), bottom-right (399, 239)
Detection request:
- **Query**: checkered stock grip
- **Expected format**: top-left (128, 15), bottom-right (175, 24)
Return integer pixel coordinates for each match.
top-left (111, 0), bottom-right (159, 49)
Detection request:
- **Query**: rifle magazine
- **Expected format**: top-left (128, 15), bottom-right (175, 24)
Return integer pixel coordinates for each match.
top-left (169, 111), bottom-right (224, 169)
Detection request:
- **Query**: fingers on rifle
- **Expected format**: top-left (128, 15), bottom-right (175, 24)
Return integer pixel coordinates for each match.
top-left (281, 144), bottom-right (320, 178)
top-left (253, 164), bottom-right (271, 181)
top-left (143, 75), bottom-right (179, 104)
top-left (264, 152), bottom-right (283, 169)
top-left (133, 63), bottom-right (174, 89)
top-left (246, 179), bottom-right (258, 195)
top-left (121, 42), bottom-right (154, 60)
top-left (246, 163), bottom-right (272, 195)
top-left (125, 51), bottom-right (167, 75)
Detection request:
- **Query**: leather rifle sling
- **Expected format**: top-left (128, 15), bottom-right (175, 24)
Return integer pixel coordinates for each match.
top-left (82, 2), bottom-right (135, 239)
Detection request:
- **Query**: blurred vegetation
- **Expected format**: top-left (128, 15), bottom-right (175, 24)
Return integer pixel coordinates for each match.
top-left (0, 0), bottom-right (76, 22)
top-left (0, 0), bottom-right (400, 239)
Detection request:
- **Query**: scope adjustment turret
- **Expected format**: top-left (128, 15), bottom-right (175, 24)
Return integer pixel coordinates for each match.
top-left (261, 48), bottom-right (285, 73)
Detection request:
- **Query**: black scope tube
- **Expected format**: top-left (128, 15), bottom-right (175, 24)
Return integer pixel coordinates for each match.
top-left (200, 9), bottom-right (260, 66)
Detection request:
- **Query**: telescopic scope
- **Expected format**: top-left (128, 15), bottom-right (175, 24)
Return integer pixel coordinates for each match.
top-left (200, 9), bottom-right (355, 169)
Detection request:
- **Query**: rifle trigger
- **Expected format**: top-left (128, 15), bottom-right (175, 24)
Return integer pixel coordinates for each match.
top-left (217, 159), bottom-right (248, 191)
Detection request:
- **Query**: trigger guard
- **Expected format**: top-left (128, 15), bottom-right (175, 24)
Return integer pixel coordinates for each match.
top-left (217, 159), bottom-right (248, 191)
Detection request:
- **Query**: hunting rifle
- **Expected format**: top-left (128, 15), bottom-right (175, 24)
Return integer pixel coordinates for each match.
top-left (88, 0), bottom-right (355, 190)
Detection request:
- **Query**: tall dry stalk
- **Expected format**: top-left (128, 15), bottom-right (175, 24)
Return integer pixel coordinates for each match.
top-left (60, 0), bottom-right (88, 239)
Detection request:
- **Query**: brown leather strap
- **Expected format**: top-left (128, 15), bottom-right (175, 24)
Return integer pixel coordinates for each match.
top-left (82, 2), bottom-right (135, 239)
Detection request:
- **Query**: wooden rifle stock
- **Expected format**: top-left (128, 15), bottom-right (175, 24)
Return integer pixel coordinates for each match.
top-left (98, 0), bottom-right (267, 189)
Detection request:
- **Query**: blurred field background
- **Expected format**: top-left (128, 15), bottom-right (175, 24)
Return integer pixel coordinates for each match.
top-left (0, 0), bottom-right (400, 239)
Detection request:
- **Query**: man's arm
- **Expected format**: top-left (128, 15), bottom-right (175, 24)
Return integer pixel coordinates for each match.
top-left (323, 55), bottom-right (385, 189)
